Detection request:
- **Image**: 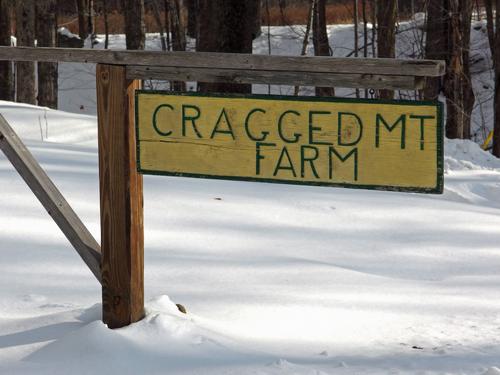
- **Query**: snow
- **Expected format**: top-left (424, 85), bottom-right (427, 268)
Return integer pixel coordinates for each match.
top-left (445, 138), bottom-right (500, 172)
top-left (1, 22), bottom-right (500, 375)
top-left (57, 27), bottom-right (81, 40)
top-left (412, 12), bottom-right (427, 30)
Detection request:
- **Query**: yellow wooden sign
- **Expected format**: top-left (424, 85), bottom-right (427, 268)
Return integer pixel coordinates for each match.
top-left (135, 92), bottom-right (443, 193)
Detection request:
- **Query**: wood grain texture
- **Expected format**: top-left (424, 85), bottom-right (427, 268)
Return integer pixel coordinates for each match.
top-left (126, 65), bottom-right (425, 90)
top-left (0, 46), bottom-right (446, 77)
top-left (0, 114), bottom-right (101, 282)
top-left (97, 64), bottom-right (144, 329)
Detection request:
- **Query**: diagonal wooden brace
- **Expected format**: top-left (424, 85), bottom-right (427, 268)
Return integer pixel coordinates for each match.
top-left (0, 114), bottom-right (102, 282)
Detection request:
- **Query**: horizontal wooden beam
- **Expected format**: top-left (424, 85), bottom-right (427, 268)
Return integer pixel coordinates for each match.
top-left (0, 47), bottom-right (445, 77)
top-left (127, 65), bottom-right (426, 90)
top-left (0, 114), bottom-right (102, 283)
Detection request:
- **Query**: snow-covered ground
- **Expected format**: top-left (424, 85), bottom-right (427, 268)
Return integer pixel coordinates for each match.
top-left (1, 102), bottom-right (500, 374)
top-left (1, 22), bottom-right (500, 375)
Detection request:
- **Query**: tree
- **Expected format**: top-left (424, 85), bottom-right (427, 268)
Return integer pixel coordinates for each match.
top-left (16, 1), bottom-right (36, 105)
top-left (0, 0), bottom-right (14, 101)
top-left (376, 0), bottom-right (397, 99)
top-left (168, 0), bottom-right (186, 54)
top-left (186, 0), bottom-right (197, 38)
top-left (102, 0), bottom-right (110, 48)
top-left (425, 0), bottom-right (474, 139)
top-left (424, 0), bottom-right (447, 101)
top-left (361, 0), bottom-right (369, 97)
top-left (313, 0), bottom-right (334, 96)
top-left (444, 0), bottom-right (466, 139)
top-left (76, 0), bottom-right (88, 40)
top-left (460, 0), bottom-right (474, 139)
top-left (371, 0), bottom-right (376, 58)
top-left (124, 0), bottom-right (145, 50)
top-left (197, 0), bottom-right (259, 93)
top-left (354, 0), bottom-right (359, 99)
top-left (151, 0), bottom-right (167, 51)
top-left (168, 0), bottom-right (187, 91)
top-left (249, 0), bottom-right (262, 39)
top-left (486, 0), bottom-right (500, 156)
top-left (87, 0), bottom-right (95, 40)
top-left (36, 0), bottom-right (58, 109)
top-left (294, 0), bottom-right (314, 96)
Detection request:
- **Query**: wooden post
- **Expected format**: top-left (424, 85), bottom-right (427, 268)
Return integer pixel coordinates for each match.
top-left (96, 64), bottom-right (144, 329)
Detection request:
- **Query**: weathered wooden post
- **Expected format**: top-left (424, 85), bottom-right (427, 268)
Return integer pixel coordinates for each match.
top-left (96, 64), bottom-right (144, 328)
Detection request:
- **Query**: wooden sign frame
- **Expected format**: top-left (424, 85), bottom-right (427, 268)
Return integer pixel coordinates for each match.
top-left (0, 47), bottom-right (446, 329)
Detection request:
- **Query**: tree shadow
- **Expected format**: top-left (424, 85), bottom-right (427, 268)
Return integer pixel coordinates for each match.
top-left (0, 304), bottom-right (100, 349)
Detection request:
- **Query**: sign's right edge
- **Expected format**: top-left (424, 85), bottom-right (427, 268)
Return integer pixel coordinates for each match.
top-left (435, 100), bottom-right (445, 194)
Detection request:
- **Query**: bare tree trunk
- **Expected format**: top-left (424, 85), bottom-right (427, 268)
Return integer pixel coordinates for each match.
top-left (362, 0), bottom-right (368, 97)
top-left (440, 0), bottom-right (474, 140)
top-left (371, 0), bottom-right (377, 58)
top-left (164, 0), bottom-right (171, 50)
top-left (461, 0), bottom-right (475, 139)
top-left (424, 0), bottom-right (448, 100)
top-left (265, 0), bottom-right (271, 94)
top-left (488, 0), bottom-right (500, 156)
top-left (425, 0), bottom-right (474, 140)
top-left (354, 0), bottom-right (359, 98)
top-left (88, 0), bottom-right (95, 41)
top-left (151, 0), bottom-right (166, 51)
top-left (76, 0), bottom-right (88, 40)
top-left (36, 0), bottom-right (58, 109)
top-left (362, 0), bottom-right (368, 58)
top-left (376, 0), bottom-right (397, 99)
top-left (103, 0), bottom-right (109, 49)
top-left (279, 0), bottom-right (288, 25)
top-left (313, 0), bottom-right (334, 96)
top-left (445, 0), bottom-right (465, 139)
top-left (0, 0), bottom-right (14, 101)
top-left (186, 0), bottom-right (197, 38)
top-left (266, 0), bottom-right (271, 56)
top-left (354, 0), bottom-right (359, 59)
top-left (16, 1), bottom-right (36, 105)
top-left (494, 58), bottom-right (500, 156)
top-left (249, 0), bottom-right (262, 39)
top-left (294, 0), bottom-right (314, 96)
top-left (197, 0), bottom-right (258, 93)
top-left (443, 0), bottom-right (473, 139)
top-left (168, 0), bottom-right (186, 91)
top-left (124, 0), bottom-right (145, 50)
top-left (169, 0), bottom-right (186, 52)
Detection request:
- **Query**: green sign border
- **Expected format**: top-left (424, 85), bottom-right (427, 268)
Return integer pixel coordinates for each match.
top-left (135, 91), bottom-right (444, 194)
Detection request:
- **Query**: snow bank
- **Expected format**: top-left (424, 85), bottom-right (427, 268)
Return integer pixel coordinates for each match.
top-left (483, 368), bottom-right (500, 375)
top-left (441, 139), bottom-right (500, 208)
top-left (57, 27), bottom-right (80, 40)
top-left (445, 138), bottom-right (500, 172)
top-left (25, 296), bottom-right (269, 375)
top-left (0, 100), bottom-right (97, 146)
